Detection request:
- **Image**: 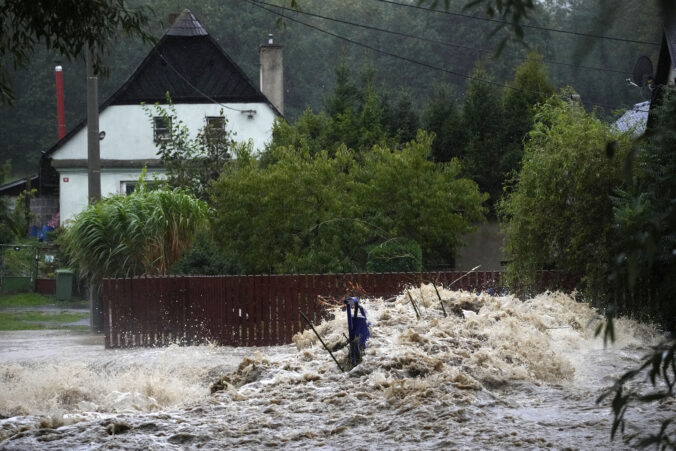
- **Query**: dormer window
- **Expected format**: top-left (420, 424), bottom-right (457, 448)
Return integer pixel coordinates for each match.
top-left (154, 117), bottom-right (171, 142)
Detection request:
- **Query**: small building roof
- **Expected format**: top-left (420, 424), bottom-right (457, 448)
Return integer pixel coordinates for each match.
top-left (613, 101), bottom-right (650, 138)
top-left (0, 174), bottom-right (39, 196)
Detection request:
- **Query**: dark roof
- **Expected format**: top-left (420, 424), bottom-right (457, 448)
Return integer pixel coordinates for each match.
top-left (109, 10), bottom-right (268, 105)
top-left (0, 175), bottom-right (39, 196)
top-left (42, 9), bottom-right (279, 159)
top-left (613, 101), bottom-right (649, 137)
top-left (167, 11), bottom-right (208, 36)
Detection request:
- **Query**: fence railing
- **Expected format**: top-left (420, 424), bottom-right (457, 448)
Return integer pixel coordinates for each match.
top-left (101, 270), bottom-right (575, 348)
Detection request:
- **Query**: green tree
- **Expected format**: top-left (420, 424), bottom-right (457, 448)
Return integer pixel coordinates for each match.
top-left (0, 0), bottom-right (151, 104)
top-left (384, 89), bottom-right (420, 144)
top-left (210, 142), bottom-right (363, 274)
top-left (501, 52), bottom-right (555, 177)
top-left (143, 98), bottom-right (234, 200)
top-left (211, 132), bottom-right (486, 273)
top-left (422, 84), bottom-right (466, 163)
top-left (354, 131), bottom-right (487, 267)
top-left (611, 85), bottom-right (676, 322)
top-left (499, 93), bottom-right (631, 295)
top-left (462, 65), bottom-right (505, 210)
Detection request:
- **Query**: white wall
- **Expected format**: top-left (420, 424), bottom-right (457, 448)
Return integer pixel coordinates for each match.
top-left (52, 101), bottom-right (278, 222)
top-left (52, 102), bottom-right (277, 161)
top-left (58, 168), bottom-right (166, 223)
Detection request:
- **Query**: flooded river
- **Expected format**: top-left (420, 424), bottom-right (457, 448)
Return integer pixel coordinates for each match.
top-left (0, 288), bottom-right (673, 450)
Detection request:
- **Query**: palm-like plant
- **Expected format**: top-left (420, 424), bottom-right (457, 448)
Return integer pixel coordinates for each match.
top-left (60, 187), bottom-right (210, 283)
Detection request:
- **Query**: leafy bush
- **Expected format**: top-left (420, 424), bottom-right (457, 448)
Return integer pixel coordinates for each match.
top-left (499, 93), bottom-right (631, 298)
top-left (611, 85), bottom-right (676, 324)
top-left (170, 232), bottom-right (243, 275)
top-left (211, 132), bottom-right (486, 274)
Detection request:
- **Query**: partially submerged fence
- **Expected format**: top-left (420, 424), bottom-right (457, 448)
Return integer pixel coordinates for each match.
top-left (102, 270), bottom-right (575, 349)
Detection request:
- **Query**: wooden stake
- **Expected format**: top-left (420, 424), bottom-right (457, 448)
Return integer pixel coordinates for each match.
top-left (406, 289), bottom-right (421, 319)
top-left (432, 282), bottom-right (447, 317)
top-left (299, 310), bottom-right (344, 372)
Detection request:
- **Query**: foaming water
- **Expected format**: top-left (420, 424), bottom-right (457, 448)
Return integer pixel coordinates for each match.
top-left (1, 288), bottom-right (672, 450)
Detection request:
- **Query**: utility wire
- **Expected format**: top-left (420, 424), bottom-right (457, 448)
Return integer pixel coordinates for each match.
top-left (373, 0), bottom-right (660, 46)
top-left (253, 0), bottom-right (629, 75)
top-left (247, 0), bottom-right (647, 112)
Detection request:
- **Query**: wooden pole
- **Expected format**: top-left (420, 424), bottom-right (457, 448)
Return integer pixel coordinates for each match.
top-left (299, 310), bottom-right (344, 372)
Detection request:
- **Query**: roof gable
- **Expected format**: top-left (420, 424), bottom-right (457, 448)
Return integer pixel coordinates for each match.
top-left (42, 10), bottom-right (280, 159)
top-left (109, 10), bottom-right (266, 105)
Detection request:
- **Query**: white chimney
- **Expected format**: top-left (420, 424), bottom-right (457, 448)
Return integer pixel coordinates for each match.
top-left (259, 34), bottom-right (284, 115)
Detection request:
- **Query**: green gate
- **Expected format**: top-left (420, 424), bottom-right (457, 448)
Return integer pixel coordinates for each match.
top-left (0, 244), bottom-right (39, 293)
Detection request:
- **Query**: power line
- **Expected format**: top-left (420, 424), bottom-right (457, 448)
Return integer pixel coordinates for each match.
top-left (253, 0), bottom-right (629, 76)
top-left (373, 0), bottom-right (660, 46)
top-left (247, 0), bottom-right (642, 112)
top-left (157, 52), bottom-right (255, 114)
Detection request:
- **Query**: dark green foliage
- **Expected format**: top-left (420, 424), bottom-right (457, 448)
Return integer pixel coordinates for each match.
top-left (501, 52), bottom-right (555, 178)
top-left (499, 93), bottom-right (631, 296)
top-left (462, 65), bottom-right (505, 210)
top-left (366, 239), bottom-right (422, 273)
top-left (210, 132), bottom-right (486, 274)
top-left (597, 339), bottom-right (675, 448)
top-left (422, 84), bottom-right (466, 163)
top-left (170, 232), bottom-right (243, 275)
top-left (324, 60), bottom-right (360, 119)
top-left (384, 90), bottom-right (420, 144)
top-left (0, 161), bottom-right (15, 244)
top-left (0, 0), bottom-right (152, 105)
top-left (611, 86), bottom-right (676, 324)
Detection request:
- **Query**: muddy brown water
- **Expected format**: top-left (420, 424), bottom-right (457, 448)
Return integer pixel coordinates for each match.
top-left (0, 288), bottom-right (673, 450)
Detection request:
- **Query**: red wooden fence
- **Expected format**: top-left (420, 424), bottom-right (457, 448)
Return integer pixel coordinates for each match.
top-left (101, 270), bottom-right (575, 348)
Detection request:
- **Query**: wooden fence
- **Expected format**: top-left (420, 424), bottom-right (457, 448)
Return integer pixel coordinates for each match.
top-left (101, 270), bottom-right (575, 349)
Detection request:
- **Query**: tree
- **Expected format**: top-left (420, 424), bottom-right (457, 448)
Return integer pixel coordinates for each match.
top-left (422, 84), bottom-right (466, 163)
top-left (0, 0), bottom-right (152, 105)
top-left (499, 93), bottom-right (631, 295)
top-left (354, 131), bottom-right (487, 267)
top-left (384, 89), bottom-right (420, 144)
top-left (210, 142), bottom-right (363, 274)
top-left (611, 85), bottom-right (676, 323)
top-left (143, 98), bottom-right (234, 200)
top-left (210, 132), bottom-right (486, 273)
top-left (462, 65), bottom-right (505, 210)
top-left (501, 52), bottom-right (555, 177)
top-left (0, 160), bottom-right (14, 243)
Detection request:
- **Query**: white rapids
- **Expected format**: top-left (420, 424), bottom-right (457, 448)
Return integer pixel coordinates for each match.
top-left (0, 286), bottom-right (673, 450)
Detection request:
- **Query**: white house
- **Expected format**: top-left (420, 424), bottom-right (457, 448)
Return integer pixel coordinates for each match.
top-left (41, 10), bottom-right (283, 223)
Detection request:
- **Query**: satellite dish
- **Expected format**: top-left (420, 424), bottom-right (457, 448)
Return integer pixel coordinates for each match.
top-left (632, 56), bottom-right (654, 87)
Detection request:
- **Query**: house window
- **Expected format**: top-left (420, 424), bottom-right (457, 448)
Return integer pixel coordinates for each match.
top-left (154, 117), bottom-right (171, 142)
top-left (120, 181), bottom-right (158, 195)
top-left (120, 181), bottom-right (138, 195)
top-left (206, 116), bottom-right (225, 130)
top-left (204, 116), bottom-right (226, 141)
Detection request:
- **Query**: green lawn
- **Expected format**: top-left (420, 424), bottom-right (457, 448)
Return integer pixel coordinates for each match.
top-left (0, 311), bottom-right (89, 330)
top-left (0, 293), bottom-right (88, 308)
top-left (0, 292), bottom-right (54, 308)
